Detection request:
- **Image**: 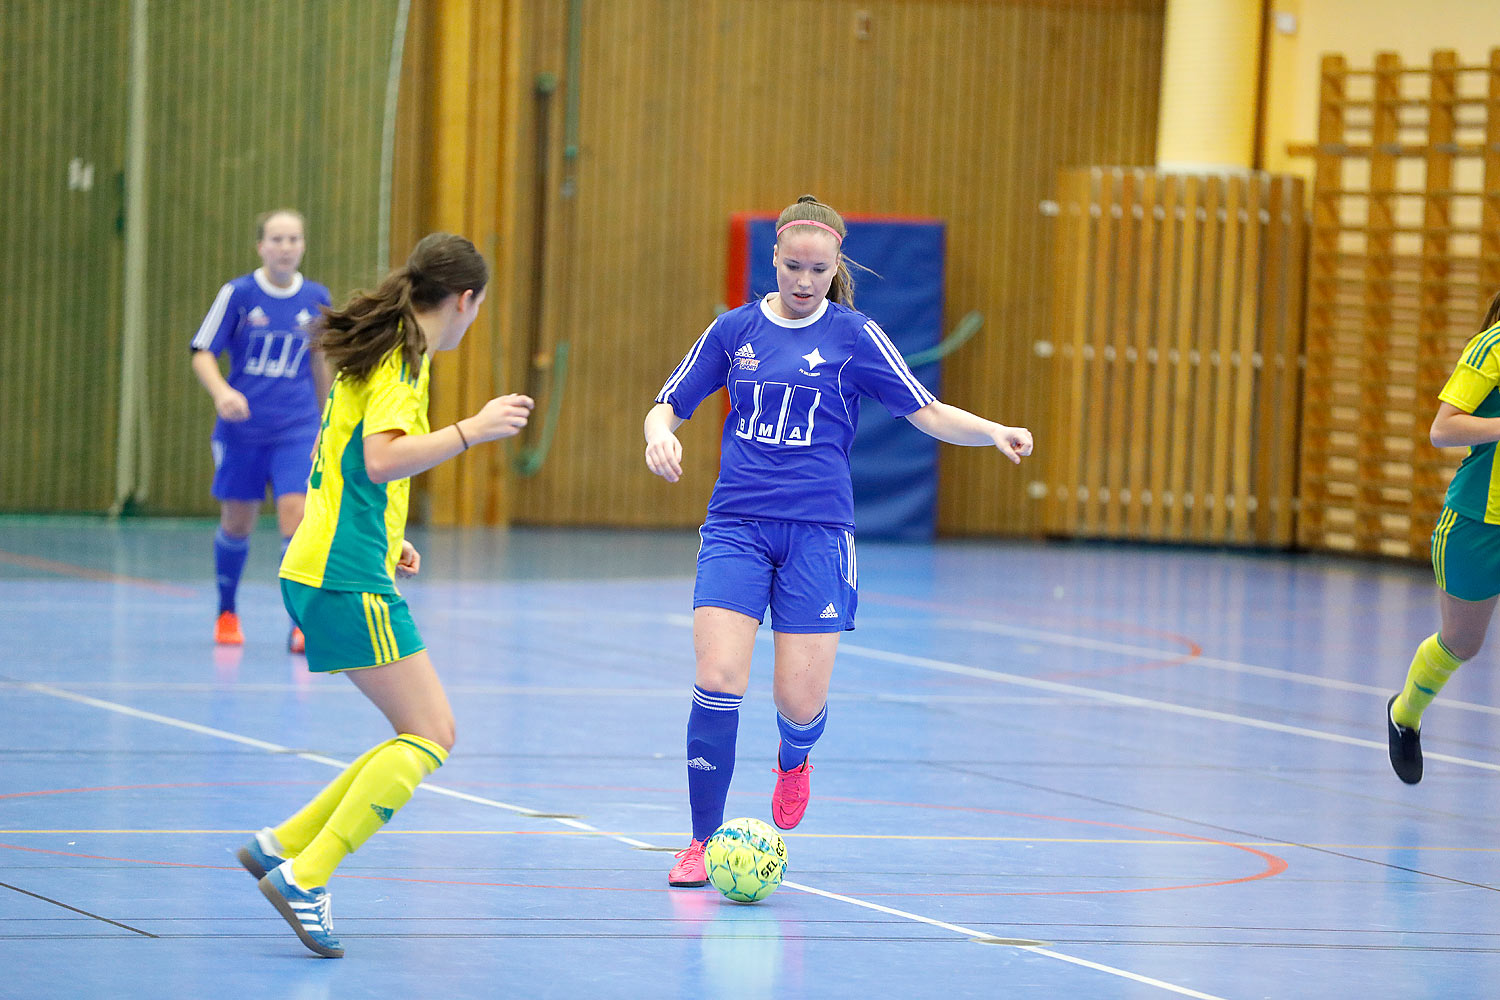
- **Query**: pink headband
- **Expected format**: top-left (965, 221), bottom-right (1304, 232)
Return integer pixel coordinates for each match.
top-left (776, 219), bottom-right (843, 244)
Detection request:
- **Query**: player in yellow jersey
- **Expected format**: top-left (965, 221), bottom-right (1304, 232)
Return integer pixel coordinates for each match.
top-left (1388, 290), bottom-right (1500, 783)
top-left (233, 233), bottom-right (533, 957)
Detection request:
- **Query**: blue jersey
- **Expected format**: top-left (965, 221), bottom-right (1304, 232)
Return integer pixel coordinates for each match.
top-left (656, 295), bottom-right (936, 528)
top-left (191, 269), bottom-right (331, 444)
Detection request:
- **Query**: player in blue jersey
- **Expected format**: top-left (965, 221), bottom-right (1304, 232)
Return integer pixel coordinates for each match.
top-left (191, 209), bottom-right (332, 651)
top-left (645, 195), bottom-right (1034, 886)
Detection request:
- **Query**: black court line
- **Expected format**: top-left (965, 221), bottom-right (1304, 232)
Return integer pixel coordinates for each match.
top-left (0, 880), bottom-right (158, 938)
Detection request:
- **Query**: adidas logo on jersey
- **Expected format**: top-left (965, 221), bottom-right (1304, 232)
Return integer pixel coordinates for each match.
top-left (686, 756), bottom-right (717, 771)
top-left (248, 306), bottom-right (270, 327)
top-left (295, 308), bottom-right (312, 327)
top-left (734, 343), bottom-right (759, 371)
top-left (735, 343), bottom-right (756, 357)
top-left (819, 603), bottom-right (838, 619)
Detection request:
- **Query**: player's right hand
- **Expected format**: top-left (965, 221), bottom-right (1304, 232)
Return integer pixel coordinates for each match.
top-left (472, 394), bottom-right (535, 442)
top-left (645, 433), bottom-right (683, 483)
top-left (215, 389), bottom-right (251, 422)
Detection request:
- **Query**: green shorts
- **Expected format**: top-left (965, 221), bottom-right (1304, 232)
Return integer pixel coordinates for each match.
top-left (1431, 506), bottom-right (1500, 602)
top-left (280, 579), bottom-right (426, 673)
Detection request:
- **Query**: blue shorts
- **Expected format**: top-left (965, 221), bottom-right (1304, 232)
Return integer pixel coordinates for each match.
top-left (693, 515), bottom-right (858, 633)
top-left (211, 430), bottom-right (316, 502)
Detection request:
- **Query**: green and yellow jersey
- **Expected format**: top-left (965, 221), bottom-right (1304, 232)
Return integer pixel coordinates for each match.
top-left (1439, 322), bottom-right (1500, 524)
top-left (280, 348), bottom-right (430, 592)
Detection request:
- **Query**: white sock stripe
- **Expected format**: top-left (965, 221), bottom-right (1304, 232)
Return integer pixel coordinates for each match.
top-left (777, 707), bottom-right (827, 732)
top-left (692, 688), bottom-right (743, 711)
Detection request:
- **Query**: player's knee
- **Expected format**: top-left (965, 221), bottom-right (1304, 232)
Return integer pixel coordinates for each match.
top-left (771, 689), bottom-right (822, 725)
top-left (1443, 633), bottom-right (1484, 661)
top-left (696, 661), bottom-right (747, 695)
top-left (409, 716), bottom-right (455, 753)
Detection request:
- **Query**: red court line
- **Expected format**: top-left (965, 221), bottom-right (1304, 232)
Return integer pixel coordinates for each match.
top-left (0, 549), bottom-right (197, 597)
top-left (0, 781), bottom-right (1286, 899)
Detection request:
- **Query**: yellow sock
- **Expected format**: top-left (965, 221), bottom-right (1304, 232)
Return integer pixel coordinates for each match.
top-left (273, 739), bottom-right (397, 855)
top-left (1392, 634), bottom-right (1464, 729)
top-left (291, 734), bottom-right (448, 888)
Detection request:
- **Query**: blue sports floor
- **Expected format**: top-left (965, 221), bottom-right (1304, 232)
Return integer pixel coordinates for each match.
top-left (2, 516), bottom-right (1498, 999)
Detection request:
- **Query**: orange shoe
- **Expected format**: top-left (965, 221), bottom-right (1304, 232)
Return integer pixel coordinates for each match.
top-left (288, 627), bottom-right (305, 654)
top-left (215, 611), bottom-right (244, 646)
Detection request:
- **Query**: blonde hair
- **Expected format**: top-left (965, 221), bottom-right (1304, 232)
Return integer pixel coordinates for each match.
top-left (775, 195), bottom-right (855, 307)
top-left (316, 233), bottom-right (488, 382)
top-left (255, 208), bottom-right (305, 241)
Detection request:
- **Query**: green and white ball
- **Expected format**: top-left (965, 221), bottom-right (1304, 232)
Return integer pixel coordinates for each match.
top-left (705, 817), bottom-right (787, 903)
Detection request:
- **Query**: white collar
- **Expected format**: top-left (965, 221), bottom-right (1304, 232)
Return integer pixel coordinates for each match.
top-left (758, 292), bottom-right (827, 328)
top-left (254, 268), bottom-right (304, 298)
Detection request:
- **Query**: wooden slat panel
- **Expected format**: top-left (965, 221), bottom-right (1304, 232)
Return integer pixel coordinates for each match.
top-left (1145, 173), bottom-right (1181, 538)
top-left (1293, 48), bottom-right (1500, 559)
top-left (1042, 168), bottom-right (1306, 547)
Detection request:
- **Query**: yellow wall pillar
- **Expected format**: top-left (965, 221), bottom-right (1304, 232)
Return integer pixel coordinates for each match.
top-left (1157, 0), bottom-right (1264, 169)
top-left (409, 0), bottom-right (519, 527)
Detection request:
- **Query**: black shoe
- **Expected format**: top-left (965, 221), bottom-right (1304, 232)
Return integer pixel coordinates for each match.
top-left (1387, 694), bottom-right (1423, 784)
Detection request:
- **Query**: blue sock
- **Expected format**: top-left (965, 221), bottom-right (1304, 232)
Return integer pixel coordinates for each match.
top-left (214, 527), bottom-right (250, 614)
top-left (777, 704), bottom-right (827, 771)
top-left (686, 686), bottom-right (741, 843)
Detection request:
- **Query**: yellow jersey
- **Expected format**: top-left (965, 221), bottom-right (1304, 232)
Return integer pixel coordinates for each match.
top-left (280, 348), bottom-right (430, 592)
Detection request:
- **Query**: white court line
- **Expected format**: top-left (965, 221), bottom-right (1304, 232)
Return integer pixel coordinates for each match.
top-left (663, 612), bottom-right (1500, 774)
top-left (16, 679), bottom-right (1215, 997)
top-left (19, 681), bottom-right (651, 850)
top-left (945, 617), bottom-right (1500, 719)
top-left (785, 882), bottom-right (1226, 1000)
top-left (833, 641), bottom-right (1500, 775)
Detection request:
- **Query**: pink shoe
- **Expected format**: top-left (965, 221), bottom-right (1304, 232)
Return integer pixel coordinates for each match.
top-left (771, 750), bottom-right (813, 830)
top-left (668, 839), bottom-right (708, 887)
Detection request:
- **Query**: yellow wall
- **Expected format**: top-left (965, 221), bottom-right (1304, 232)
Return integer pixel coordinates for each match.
top-left (1264, 0), bottom-right (1500, 175)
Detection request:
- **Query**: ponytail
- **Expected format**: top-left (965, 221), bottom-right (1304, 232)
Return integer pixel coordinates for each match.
top-left (316, 233), bottom-right (487, 381)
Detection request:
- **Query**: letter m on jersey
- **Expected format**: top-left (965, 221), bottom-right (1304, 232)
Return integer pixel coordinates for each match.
top-left (732, 380), bottom-right (819, 447)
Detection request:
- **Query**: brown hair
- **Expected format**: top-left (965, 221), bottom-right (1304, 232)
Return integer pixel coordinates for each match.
top-left (255, 209), bottom-right (305, 241)
top-left (1482, 289), bottom-right (1500, 332)
top-left (775, 195), bottom-right (856, 307)
top-left (316, 233), bottom-right (488, 382)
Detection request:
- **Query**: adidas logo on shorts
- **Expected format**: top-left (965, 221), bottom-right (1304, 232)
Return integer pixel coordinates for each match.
top-left (819, 603), bottom-right (838, 619)
top-left (686, 756), bottom-right (717, 770)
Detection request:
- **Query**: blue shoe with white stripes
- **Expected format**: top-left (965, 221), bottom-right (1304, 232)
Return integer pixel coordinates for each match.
top-left (235, 828), bottom-right (287, 880)
top-left (259, 860), bottom-right (343, 958)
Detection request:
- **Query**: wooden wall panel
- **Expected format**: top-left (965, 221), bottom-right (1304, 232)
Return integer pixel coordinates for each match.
top-left (489, 0), bottom-right (1165, 533)
top-left (0, 3), bottom-right (127, 512)
top-left (1042, 169), bottom-right (1307, 546)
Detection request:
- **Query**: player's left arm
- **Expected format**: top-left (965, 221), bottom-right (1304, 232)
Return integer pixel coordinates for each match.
top-left (396, 539), bottom-right (420, 577)
top-left (905, 401), bottom-right (1034, 464)
top-left (312, 352), bottom-right (333, 408)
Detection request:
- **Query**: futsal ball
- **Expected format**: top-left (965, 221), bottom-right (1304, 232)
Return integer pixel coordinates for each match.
top-left (705, 817), bottom-right (787, 903)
